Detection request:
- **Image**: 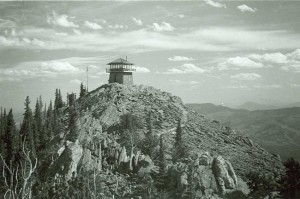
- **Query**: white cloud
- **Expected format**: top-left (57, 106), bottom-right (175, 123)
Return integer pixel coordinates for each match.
top-left (132, 17), bottom-right (143, 26)
top-left (289, 83), bottom-right (300, 88)
top-left (47, 11), bottom-right (78, 28)
top-left (189, 81), bottom-right (199, 84)
top-left (218, 56), bottom-right (264, 70)
top-left (204, 0), bottom-right (226, 8)
top-left (84, 21), bottom-right (103, 30)
top-left (0, 36), bottom-right (45, 48)
top-left (152, 22), bottom-right (175, 32)
top-left (237, 4), bottom-right (257, 13)
top-left (281, 65), bottom-right (300, 73)
top-left (40, 61), bottom-right (81, 73)
top-left (178, 14), bottom-right (185, 18)
top-left (163, 63), bottom-right (206, 74)
top-left (3, 27), bottom-right (300, 54)
top-left (169, 79), bottom-right (199, 85)
top-left (70, 79), bottom-right (82, 84)
top-left (231, 73), bottom-right (261, 81)
top-left (0, 61), bottom-right (82, 81)
top-left (73, 29), bottom-right (82, 35)
top-left (253, 84), bottom-right (282, 89)
top-left (108, 24), bottom-right (128, 29)
top-left (168, 56), bottom-right (195, 61)
top-left (287, 49), bottom-right (300, 61)
top-left (0, 19), bottom-right (16, 30)
top-left (0, 77), bottom-right (21, 82)
top-left (249, 52), bottom-right (287, 64)
top-left (135, 66), bottom-right (150, 73)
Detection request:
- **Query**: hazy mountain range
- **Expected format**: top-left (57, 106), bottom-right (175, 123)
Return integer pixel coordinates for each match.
top-left (186, 103), bottom-right (300, 161)
top-left (234, 101), bottom-right (300, 111)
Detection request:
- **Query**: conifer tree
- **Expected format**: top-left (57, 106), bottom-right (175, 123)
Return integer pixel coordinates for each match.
top-left (54, 89), bottom-right (63, 109)
top-left (80, 82), bottom-right (85, 97)
top-left (4, 109), bottom-right (16, 165)
top-left (20, 96), bottom-right (35, 154)
top-left (158, 135), bottom-right (167, 174)
top-left (34, 98), bottom-right (43, 149)
top-left (0, 107), bottom-right (5, 155)
top-left (184, 164), bottom-right (196, 199)
top-left (45, 101), bottom-right (54, 139)
top-left (173, 119), bottom-right (187, 162)
top-left (156, 135), bottom-right (168, 191)
top-left (67, 106), bottom-right (78, 142)
top-left (142, 112), bottom-right (157, 158)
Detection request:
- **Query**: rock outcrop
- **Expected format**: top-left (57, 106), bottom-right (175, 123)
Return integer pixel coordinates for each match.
top-left (212, 156), bottom-right (238, 194)
top-left (40, 83), bottom-right (283, 198)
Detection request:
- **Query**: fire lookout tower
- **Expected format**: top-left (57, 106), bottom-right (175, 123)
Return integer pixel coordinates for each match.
top-left (106, 58), bottom-right (136, 86)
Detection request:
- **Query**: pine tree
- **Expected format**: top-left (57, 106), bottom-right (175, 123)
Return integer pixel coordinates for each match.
top-left (4, 109), bottom-right (15, 165)
top-left (45, 101), bottom-right (54, 139)
top-left (20, 96), bottom-right (35, 154)
top-left (67, 106), bottom-right (78, 142)
top-left (54, 89), bottom-right (63, 109)
top-left (173, 119), bottom-right (187, 162)
top-left (142, 112), bottom-right (157, 158)
top-left (156, 135), bottom-right (168, 191)
top-left (0, 107), bottom-right (5, 155)
top-left (184, 164), bottom-right (196, 199)
top-left (34, 98), bottom-right (43, 149)
top-left (80, 82), bottom-right (85, 97)
top-left (158, 135), bottom-right (167, 174)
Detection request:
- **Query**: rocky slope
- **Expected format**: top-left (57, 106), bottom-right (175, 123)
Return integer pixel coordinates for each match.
top-left (187, 103), bottom-right (300, 161)
top-left (40, 84), bottom-right (283, 198)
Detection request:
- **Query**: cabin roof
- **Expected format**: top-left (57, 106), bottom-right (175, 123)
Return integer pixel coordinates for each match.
top-left (107, 58), bottom-right (133, 65)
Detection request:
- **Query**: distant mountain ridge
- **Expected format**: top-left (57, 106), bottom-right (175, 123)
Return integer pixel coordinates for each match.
top-left (235, 101), bottom-right (300, 111)
top-left (237, 102), bottom-right (278, 111)
top-left (187, 103), bottom-right (300, 161)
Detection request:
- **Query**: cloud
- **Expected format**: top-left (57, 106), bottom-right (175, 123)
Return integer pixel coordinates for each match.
top-left (249, 52), bottom-right (287, 64)
top-left (287, 49), bottom-right (300, 61)
top-left (70, 79), bottom-right (82, 84)
top-left (253, 84), bottom-right (282, 89)
top-left (231, 73), bottom-right (261, 81)
top-left (47, 11), bottom-right (78, 28)
top-left (0, 77), bottom-right (21, 82)
top-left (2, 27), bottom-right (300, 53)
top-left (40, 61), bottom-right (81, 73)
top-left (281, 65), bottom-right (300, 73)
top-left (0, 19), bottom-right (16, 30)
top-left (237, 4), bottom-right (257, 13)
top-left (0, 61), bottom-right (82, 81)
top-left (152, 22), bottom-right (175, 32)
top-left (169, 80), bottom-right (200, 85)
top-left (0, 36), bottom-right (45, 48)
top-left (132, 17), bottom-right (143, 26)
top-left (84, 21), bottom-right (103, 30)
top-left (135, 66), bottom-right (150, 73)
top-left (218, 56), bottom-right (264, 70)
top-left (289, 83), bottom-right (300, 88)
top-left (204, 0), bottom-right (226, 8)
top-left (168, 56), bottom-right (195, 61)
top-left (178, 14), bottom-right (185, 18)
top-left (163, 63), bottom-right (206, 74)
top-left (219, 49), bottom-right (300, 72)
top-left (108, 24), bottom-right (128, 29)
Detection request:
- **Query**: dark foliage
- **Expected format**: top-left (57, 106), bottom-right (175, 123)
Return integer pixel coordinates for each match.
top-left (279, 158), bottom-right (300, 198)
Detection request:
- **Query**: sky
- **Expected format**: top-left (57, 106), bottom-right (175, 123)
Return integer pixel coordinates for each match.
top-left (1, 0), bottom-right (300, 113)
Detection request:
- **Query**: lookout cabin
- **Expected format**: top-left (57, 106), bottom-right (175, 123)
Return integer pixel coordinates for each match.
top-left (106, 58), bottom-right (136, 86)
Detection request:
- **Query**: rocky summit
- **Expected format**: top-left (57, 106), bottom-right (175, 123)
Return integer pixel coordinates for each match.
top-left (40, 83), bottom-right (283, 198)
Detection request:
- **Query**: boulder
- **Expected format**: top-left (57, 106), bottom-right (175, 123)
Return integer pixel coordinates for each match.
top-left (212, 156), bottom-right (238, 194)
